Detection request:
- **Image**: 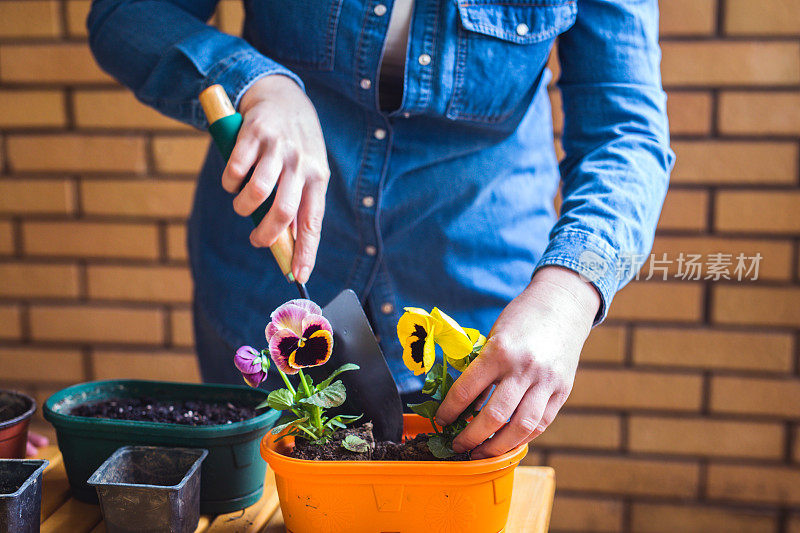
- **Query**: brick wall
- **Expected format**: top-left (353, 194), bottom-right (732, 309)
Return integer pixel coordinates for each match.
top-left (0, 1), bottom-right (798, 531)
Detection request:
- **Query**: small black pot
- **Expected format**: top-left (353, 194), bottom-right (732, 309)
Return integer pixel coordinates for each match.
top-left (88, 446), bottom-right (207, 533)
top-left (0, 459), bottom-right (49, 533)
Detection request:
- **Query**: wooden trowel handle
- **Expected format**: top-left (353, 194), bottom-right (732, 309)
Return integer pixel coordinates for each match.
top-left (199, 84), bottom-right (296, 283)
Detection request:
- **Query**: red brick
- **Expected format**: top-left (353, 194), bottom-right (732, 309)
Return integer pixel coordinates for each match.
top-left (170, 309), bottom-right (194, 347)
top-left (23, 221), bottom-right (159, 260)
top-left (0, 1), bottom-right (62, 38)
top-left (0, 305), bottom-right (21, 339)
top-left (628, 416), bottom-right (784, 459)
top-left (81, 179), bottom-right (195, 218)
top-left (535, 413), bottom-right (621, 450)
top-left (550, 454), bottom-right (699, 497)
top-left (707, 464), bottom-right (800, 505)
top-left (661, 42), bottom-right (800, 86)
top-left (671, 141), bottom-right (797, 185)
top-left (0, 90), bottom-right (66, 128)
top-left (725, 0), bottom-right (800, 35)
top-left (666, 91), bottom-right (713, 135)
top-left (550, 496), bottom-right (623, 532)
top-left (608, 282), bottom-right (703, 322)
top-left (570, 368), bottom-right (703, 411)
top-left (166, 223), bottom-right (188, 261)
top-left (30, 305), bottom-right (164, 344)
top-left (581, 325), bottom-right (626, 363)
top-left (87, 265), bottom-right (192, 303)
top-left (152, 136), bottom-right (209, 174)
top-left (716, 191), bottom-right (800, 235)
top-left (66, 0), bottom-right (91, 37)
top-left (74, 90), bottom-right (189, 130)
top-left (633, 327), bottom-right (794, 372)
top-left (658, 189), bottom-right (708, 232)
top-left (631, 503), bottom-right (776, 533)
top-left (0, 263), bottom-right (80, 298)
top-left (92, 350), bottom-right (200, 382)
top-left (7, 135), bottom-right (146, 173)
top-left (0, 179), bottom-right (75, 215)
top-left (711, 376), bottom-right (800, 419)
top-left (713, 286), bottom-right (800, 327)
top-left (0, 347), bottom-right (84, 383)
top-left (0, 44), bottom-right (110, 83)
top-left (0, 221), bottom-right (14, 255)
top-left (719, 92), bottom-right (800, 135)
top-left (659, 0), bottom-right (716, 36)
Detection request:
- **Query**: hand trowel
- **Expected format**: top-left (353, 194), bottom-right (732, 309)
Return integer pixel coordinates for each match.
top-left (199, 84), bottom-right (403, 442)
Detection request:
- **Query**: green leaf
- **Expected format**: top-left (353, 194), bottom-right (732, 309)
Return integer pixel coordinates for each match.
top-left (421, 363), bottom-right (444, 395)
top-left (341, 435), bottom-right (370, 453)
top-left (427, 434), bottom-right (455, 459)
top-left (255, 399), bottom-right (270, 409)
top-left (318, 363), bottom-right (360, 390)
top-left (432, 372), bottom-right (454, 401)
top-left (266, 389), bottom-right (295, 411)
top-left (299, 380), bottom-right (347, 408)
top-left (408, 400), bottom-right (440, 420)
top-left (270, 416), bottom-right (307, 435)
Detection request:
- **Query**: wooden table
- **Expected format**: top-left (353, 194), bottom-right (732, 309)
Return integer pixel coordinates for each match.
top-left (35, 446), bottom-right (554, 532)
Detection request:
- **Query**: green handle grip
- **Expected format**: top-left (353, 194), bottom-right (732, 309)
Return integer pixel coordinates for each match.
top-left (208, 114), bottom-right (273, 226)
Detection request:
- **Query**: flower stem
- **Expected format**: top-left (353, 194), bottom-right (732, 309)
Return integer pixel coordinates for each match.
top-left (277, 369), bottom-right (296, 395)
top-left (298, 370), bottom-right (322, 437)
top-left (430, 417), bottom-right (440, 434)
top-left (441, 356), bottom-right (450, 398)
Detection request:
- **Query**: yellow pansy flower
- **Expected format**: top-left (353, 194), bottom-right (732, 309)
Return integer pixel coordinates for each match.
top-left (429, 307), bottom-right (474, 362)
top-left (397, 307), bottom-right (436, 375)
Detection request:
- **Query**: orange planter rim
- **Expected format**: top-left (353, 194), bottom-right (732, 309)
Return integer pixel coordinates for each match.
top-left (261, 413), bottom-right (528, 477)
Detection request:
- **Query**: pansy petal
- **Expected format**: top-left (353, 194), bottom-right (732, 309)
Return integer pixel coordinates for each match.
top-left (397, 310), bottom-right (436, 375)
top-left (265, 321), bottom-right (279, 341)
top-left (288, 329), bottom-right (333, 369)
top-left (269, 329), bottom-right (301, 374)
top-left (242, 371), bottom-right (266, 388)
top-left (270, 303), bottom-right (308, 336)
top-left (233, 346), bottom-right (260, 373)
top-left (301, 313), bottom-right (333, 338)
top-left (431, 307), bottom-right (474, 361)
top-left (286, 299), bottom-right (322, 316)
top-left (464, 328), bottom-right (486, 349)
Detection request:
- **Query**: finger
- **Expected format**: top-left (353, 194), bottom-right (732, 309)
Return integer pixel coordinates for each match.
top-left (232, 147), bottom-right (282, 217)
top-left (250, 167), bottom-right (304, 248)
top-left (436, 356), bottom-right (499, 426)
top-left (292, 178), bottom-right (326, 284)
top-left (26, 441), bottom-right (37, 457)
top-left (471, 384), bottom-right (552, 459)
top-left (221, 130), bottom-right (261, 193)
top-left (451, 377), bottom-right (527, 453)
top-left (28, 432), bottom-right (49, 447)
top-left (529, 391), bottom-right (566, 441)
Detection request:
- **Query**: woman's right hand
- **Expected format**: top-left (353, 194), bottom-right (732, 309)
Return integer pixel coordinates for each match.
top-left (224, 75), bottom-right (330, 285)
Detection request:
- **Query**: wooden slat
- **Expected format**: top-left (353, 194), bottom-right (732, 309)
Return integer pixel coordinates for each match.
top-left (204, 470), bottom-right (280, 533)
top-left (41, 498), bottom-right (102, 533)
top-left (40, 457), bottom-right (71, 521)
top-left (194, 516), bottom-right (212, 532)
top-left (505, 467), bottom-right (556, 533)
top-left (36, 445), bottom-right (63, 470)
top-left (261, 507), bottom-right (284, 533)
top-left (89, 523), bottom-right (106, 533)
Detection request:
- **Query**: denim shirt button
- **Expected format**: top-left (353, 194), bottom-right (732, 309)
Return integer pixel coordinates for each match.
top-left (365, 245), bottom-right (377, 256)
top-left (373, 4), bottom-right (387, 16)
top-left (360, 78), bottom-right (372, 90)
top-left (373, 128), bottom-right (387, 140)
top-left (362, 195), bottom-right (375, 207)
top-left (516, 23), bottom-right (529, 36)
top-left (380, 302), bottom-right (394, 314)
top-left (417, 53), bottom-right (431, 66)
top-left (402, 112), bottom-right (410, 118)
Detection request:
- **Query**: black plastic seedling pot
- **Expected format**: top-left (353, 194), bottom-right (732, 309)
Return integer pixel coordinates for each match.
top-left (88, 446), bottom-right (207, 533)
top-left (43, 380), bottom-right (281, 514)
top-left (0, 459), bottom-right (48, 533)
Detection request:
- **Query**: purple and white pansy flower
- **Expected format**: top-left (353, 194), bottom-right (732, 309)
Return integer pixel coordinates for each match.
top-left (266, 299), bottom-right (334, 375)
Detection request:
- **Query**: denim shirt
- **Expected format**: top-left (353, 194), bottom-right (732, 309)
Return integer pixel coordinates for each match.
top-left (88, 0), bottom-right (673, 392)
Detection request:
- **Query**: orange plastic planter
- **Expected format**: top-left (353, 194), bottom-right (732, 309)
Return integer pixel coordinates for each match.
top-left (261, 413), bottom-right (527, 533)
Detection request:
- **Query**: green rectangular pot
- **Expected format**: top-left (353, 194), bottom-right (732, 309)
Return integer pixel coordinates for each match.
top-left (43, 380), bottom-right (280, 514)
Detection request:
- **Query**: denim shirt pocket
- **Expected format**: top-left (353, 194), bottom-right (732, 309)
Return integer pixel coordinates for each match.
top-left (446, 0), bottom-right (577, 124)
top-left (243, 0), bottom-right (344, 71)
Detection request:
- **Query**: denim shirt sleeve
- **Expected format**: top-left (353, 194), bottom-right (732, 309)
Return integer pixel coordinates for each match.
top-left (87, 0), bottom-right (304, 129)
top-left (533, 0), bottom-right (675, 323)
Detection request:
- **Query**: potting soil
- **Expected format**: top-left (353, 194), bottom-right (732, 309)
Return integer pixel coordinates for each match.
top-left (70, 397), bottom-right (258, 426)
top-left (291, 422), bottom-right (471, 461)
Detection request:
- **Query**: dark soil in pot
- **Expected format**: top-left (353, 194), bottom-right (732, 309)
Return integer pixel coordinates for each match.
top-left (0, 394), bottom-right (30, 425)
top-left (291, 422), bottom-right (471, 461)
top-left (70, 397), bottom-right (258, 426)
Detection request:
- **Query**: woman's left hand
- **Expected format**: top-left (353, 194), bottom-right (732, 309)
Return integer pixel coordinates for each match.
top-left (435, 266), bottom-right (600, 459)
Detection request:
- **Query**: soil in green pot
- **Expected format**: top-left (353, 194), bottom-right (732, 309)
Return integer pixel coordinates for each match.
top-left (291, 422), bottom-right (471, 461)
top-left (70, 397), bottom-right (259, 426)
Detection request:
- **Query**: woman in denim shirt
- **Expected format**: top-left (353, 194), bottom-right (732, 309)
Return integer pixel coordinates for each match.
top-left (87, 0), bottom-right (673, 458)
